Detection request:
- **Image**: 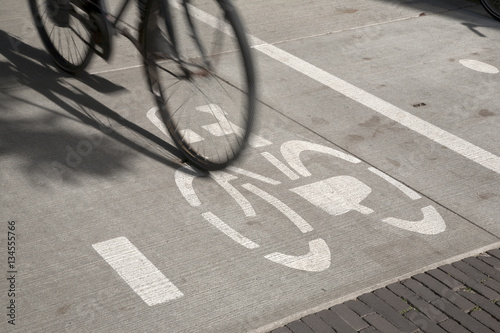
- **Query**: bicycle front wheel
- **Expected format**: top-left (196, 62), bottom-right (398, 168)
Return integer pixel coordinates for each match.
top-left (29, 0), bottom-right (95, 74)
top-left (481, 0), bottom-right (500, 21)
top-left (143, 0), bottom-right (256, 171)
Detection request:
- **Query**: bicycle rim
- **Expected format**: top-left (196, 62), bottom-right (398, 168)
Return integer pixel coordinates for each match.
top-left (143, 0), bottom-right (256, 171)
top-left (481, 0), bottom-right (500, 21)
top-left (29, 0), bottom-right (95, 74)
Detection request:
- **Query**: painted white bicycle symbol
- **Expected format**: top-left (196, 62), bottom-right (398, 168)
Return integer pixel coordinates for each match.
top-left (174, 139), bottom-right (446, 273)
top-left (147, 104), bottom-right (446, 272)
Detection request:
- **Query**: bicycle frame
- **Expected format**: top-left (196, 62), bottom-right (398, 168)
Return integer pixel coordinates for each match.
top-left (70, 0), bottom-right (213, 80)
top-left (70, 0), bottom-right (132, 28)
top-left (70, 0), bottom-right (180, 59)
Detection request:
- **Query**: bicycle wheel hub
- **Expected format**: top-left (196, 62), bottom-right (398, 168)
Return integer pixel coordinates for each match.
top-left (46, 0), bottom-right (71, 27)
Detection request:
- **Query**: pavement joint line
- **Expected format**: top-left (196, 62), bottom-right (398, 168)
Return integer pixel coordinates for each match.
top-left (251, 240), bottom-right (500, 333)
top-left (250, 16), bottom-right (426, 47)
top-left (90, 63), bottom-right (143, 76)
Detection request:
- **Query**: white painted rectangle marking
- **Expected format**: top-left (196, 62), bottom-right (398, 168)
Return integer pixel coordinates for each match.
top-left (93, 237), bottom-right (183, 306)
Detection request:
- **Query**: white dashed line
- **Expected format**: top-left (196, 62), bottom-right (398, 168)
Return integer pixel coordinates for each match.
top-left (93, 237), bottom-right (184, 306)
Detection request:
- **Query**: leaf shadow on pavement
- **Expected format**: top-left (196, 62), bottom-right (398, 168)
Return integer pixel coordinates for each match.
top-left (0, 30), bottom-right (186, 186)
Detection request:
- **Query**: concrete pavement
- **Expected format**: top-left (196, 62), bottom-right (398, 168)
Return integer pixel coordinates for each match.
top-left (1, 0), bottom-right (500, 332)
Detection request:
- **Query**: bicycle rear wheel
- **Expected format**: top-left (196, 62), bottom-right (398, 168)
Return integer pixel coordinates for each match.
top-left (29, 0), bottom-right (95, 74)
top-left (481, 0), bottom-right (500, 21)
top-left (143, 0), bottom-right (256, 171)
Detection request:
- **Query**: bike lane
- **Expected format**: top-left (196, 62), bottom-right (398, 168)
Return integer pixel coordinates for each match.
top-left (245, 2), bottom-right (500, 237)
top-left (2, 62), bottom-right (498, 332)
top-left (2, 0), bottom-right (500, 332)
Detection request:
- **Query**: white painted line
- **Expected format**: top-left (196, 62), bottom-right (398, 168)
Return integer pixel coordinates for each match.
top-left (202, 212), bottom-right (260, 249)
top-left (196, 105), bottom-right (273, 147)
top-left (290, 176), bottom-right (374, 216)
top-left (90, 64), bottom-right (143, 76)
top-left (159, 3), bottom-right (500, 175)
top-left (281, 140), bottom-right (361, 177)
top-left (198, 104), bottom-right (245, 138)
top-left (175, 166), bottom-right (203, 207)
top-left (368, 167), bottom-right (421, 200)
top-left (228, 166), bottom-right (281, 185)
top-left (146, 107), bottom-right (168, 136)
top-left (248, 134), bottom-right (273, 148)
top-left (382, 205), bottom-right (446, 235)
top-left (147, 105), bottom-right (271, 148)
top-left (211, 171), bottom-right (256, 217)
top-left (93, 237), bottom-right (184, 306)
top-left (242, 183), bottom-right (313, 233)
top-left (459, 59), bottom-right (499, 74)
top-left (179, 129), bottom-right (204, 144)
top-left (261, 152), bottom-right (300, 180)
top-left (254, 44), bottom-right (500, 175)
top-left (174, 1), bottom-right (236, 38)
top-left (264, 238), bottom-right (331, 272)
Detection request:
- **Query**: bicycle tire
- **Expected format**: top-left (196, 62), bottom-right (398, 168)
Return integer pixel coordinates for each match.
top-left (481, 0), bottom-right (500, 21)
top-left (29, 0), bottom-right (95, 74)
top-left (142, 0), bottom-right (256, 171)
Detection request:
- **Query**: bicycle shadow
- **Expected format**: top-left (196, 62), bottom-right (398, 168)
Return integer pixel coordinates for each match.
top-left (0, 30), bottom-right (185, 186)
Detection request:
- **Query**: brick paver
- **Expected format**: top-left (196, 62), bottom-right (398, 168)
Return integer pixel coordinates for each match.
top-left (285, 320), bottom-right (316, 333)
top-left (318, 309), bottom-right (357, 333)
top-left (269, 249), bottom-right (500, 333)
top-left (440, 264), bottom-right (500, 301)
top-left (358, 293), bottom-right (418, 332)
top-left (301, 314), bottom-right (336, 333)
top-left (330, 303), bottom-right (369, 331)
top-left (402, 309), bottom-right (447, 333)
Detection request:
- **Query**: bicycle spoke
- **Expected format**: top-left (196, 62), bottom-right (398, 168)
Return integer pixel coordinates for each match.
top-left (30, 0), bottom-right (94, 73)
top-left (143, 0), bottom-right (255, 170)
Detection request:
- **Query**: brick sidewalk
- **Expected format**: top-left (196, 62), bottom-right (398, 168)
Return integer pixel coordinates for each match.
top-left (271, 249), bottom-right (500, 333)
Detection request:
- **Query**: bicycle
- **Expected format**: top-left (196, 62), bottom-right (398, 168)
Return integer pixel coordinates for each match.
top-left (481, 0), bottom-right (500, 21)
top-left (29, 0), bottom-right (256, 171)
